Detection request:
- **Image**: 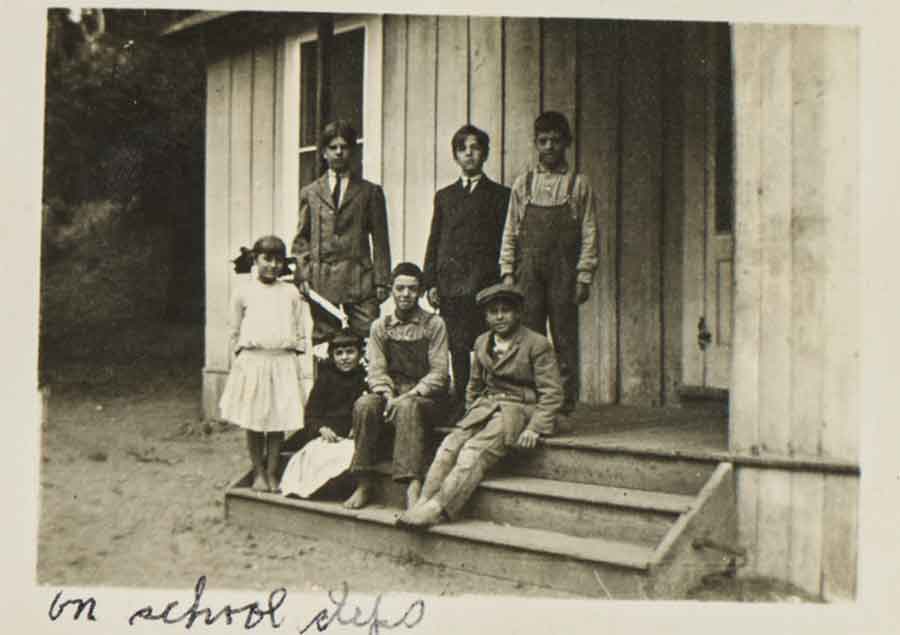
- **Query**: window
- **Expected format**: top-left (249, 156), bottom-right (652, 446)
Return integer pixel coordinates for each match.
top-left (298, 27), bottom-right (366, 188)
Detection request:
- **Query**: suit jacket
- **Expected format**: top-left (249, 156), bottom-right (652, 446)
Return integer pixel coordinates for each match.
top-left (455, 325), bottom-right (563, 439)
top-left (422, 176), bottom-right (510, 298)
top-left (292, 174), bottom-right (391, 304)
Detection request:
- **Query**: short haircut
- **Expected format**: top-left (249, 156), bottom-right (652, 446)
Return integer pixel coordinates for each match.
top-left (391, 262), bottom-right (424, 284)
top-left (328, 328), bottom-right (364, 356)
top-left (252, 235), bottom-right (287, 259)
top-left (534, 111), bottom-right (572, 145)
top-left (450, 125), bottom-right (490, 160)
top-left (320, 119), bottom-right (358, 152)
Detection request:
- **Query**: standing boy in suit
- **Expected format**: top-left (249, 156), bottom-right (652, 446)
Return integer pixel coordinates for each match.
top-left (423, 125), bottom-right (511, 408)
top-left (499, 111), bottom-right (599, 415)
top-left (292, 120), bottom-right (392, 344)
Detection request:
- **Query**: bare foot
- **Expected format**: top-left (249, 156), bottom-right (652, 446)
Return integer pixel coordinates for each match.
top-left (251, 473), bottom-right (268, 492)
top-left (406, 480), bottom-right (422, 510)
top-left (397, 499), bottom-right (444, 528)
top-left (344, 483), bottom-right (372, 509)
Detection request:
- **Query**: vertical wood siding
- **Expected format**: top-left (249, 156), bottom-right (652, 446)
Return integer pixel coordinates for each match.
top-left (382, 17), bottom-right (688, 407)
top-left (732, 24), bottom-right (860, 599)
top-left (204, 40), bottom-right (311, 420)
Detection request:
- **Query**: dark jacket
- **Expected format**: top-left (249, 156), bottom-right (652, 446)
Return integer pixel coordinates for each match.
top-left (422, 176), bottom-right (510, 299)
top-left (455, 325), bottom-right (563, 438)
top-left (292, 174), bottom-right (391, 304)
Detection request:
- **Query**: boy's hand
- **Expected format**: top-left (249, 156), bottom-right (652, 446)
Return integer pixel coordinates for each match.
top-left (427, 288), bottom-right (440, 308)
top-left (575, 282), bottom-right (590, 305)
top-left (516, 429), bottom-right (540, 449)
top-left (376, 286), bottom-right (390, 303)
top-left (502, 274), bottom-right (515, 286)
top-left (319, 427), bottom-right (340, 443)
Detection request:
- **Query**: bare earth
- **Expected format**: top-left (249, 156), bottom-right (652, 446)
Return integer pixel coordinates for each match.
top-left (36, 322), bottom-right (577, 599)
top-left (37, 321), bottom-right (819, 603)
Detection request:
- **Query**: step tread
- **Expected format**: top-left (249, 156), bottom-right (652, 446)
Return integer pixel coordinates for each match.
top-left (477, 475), bottom-right (694, 513)
top-left (227, 487), bottom-right (653, 570)
top-left (368, 462), bottom-right (693, 513)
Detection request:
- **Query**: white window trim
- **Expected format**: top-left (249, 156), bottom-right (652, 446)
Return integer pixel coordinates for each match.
top-left (275, 15), bottom-right (382, 245)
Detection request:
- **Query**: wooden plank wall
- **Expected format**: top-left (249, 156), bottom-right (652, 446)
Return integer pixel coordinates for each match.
top-left (203, 40), bottom-right (313, 420)
top-left (380, 16), bottom-right (689, 407)
top-left (204, 17), bottom-right (713, 412)
top-left (731, 24), bottom-right (860, 599)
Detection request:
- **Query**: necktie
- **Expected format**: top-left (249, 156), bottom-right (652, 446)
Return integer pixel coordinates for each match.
top-left (332, 175), bottom-right (341, 210)
top-left (464, 178), bottom-right (472, 194)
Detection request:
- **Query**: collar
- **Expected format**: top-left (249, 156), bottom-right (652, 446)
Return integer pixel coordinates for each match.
top-left (489, 325), bottom-right (524, 348)
top-left (460, 173), bottom-right (483, 184)
top-left (387, 305), bottom-right (427, 327)
top-left (328, 169), bottom-right (350, 182)
top-left (534, 161), bottom-right (570, 175)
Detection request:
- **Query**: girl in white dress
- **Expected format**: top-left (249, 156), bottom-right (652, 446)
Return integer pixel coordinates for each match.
top-left (219, 235), bottom-right (307, 492)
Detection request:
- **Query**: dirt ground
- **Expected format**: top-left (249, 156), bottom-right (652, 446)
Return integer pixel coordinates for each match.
top-left (37, 320), bottom-right (822, 603)
top-left (36, 321), bottom-right (583, 598)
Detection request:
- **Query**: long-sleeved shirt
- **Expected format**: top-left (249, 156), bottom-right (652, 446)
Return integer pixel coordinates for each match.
top-left (498, 161), bottom-right (599, 285)
top-left (228, 278), bottom-right (307, 356)
top-left (366, 305), bottom-right (449, 398)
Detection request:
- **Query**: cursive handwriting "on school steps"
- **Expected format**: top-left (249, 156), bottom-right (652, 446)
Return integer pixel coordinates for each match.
top-left (298, 582), bottom-right (425, 635)
top-left (128, 575), bottom-right (286, 629)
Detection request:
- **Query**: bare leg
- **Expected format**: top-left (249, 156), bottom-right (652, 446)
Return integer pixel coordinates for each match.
top-left (266, 432), bottom-right (285, 493)
top-left (406, 479), bottom-right (422, 510)
top-left (246, 430), bottom-right (267, 491)
top-left (344, 474), bottom-right (373, 509)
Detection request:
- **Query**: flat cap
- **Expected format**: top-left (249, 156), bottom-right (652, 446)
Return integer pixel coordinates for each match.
top-left (476, 283), bottom-right (524, 307)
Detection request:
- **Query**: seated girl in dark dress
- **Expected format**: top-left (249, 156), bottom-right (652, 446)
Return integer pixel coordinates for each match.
top-left (280, 329), bottom-right (367, 498)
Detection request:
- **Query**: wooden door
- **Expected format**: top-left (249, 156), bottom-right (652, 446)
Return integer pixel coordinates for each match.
top-left (682, 23), bottom-right (734, 390)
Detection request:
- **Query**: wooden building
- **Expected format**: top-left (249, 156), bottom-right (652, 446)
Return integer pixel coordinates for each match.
top-left (166, 13), bottom-right (859, 600)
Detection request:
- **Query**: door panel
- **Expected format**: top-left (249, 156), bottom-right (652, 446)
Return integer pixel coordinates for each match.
top-left (682, 23), bottom-right (734, 391)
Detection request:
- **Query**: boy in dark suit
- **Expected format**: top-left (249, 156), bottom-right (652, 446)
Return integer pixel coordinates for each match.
top-left (292, 120), bottom-right (392, 344)
top-left (423, 125), bottom-right (511, 407)
top-left (397, 283), bottom-right (563, 528)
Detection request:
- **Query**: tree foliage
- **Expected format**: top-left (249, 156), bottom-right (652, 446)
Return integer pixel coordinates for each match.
top-left (43, 9), bottom-right (205, 221)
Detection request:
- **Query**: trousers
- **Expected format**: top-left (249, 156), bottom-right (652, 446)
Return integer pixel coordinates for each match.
top-left (349, 393), bottom-right (438, 481)
top-left (419, 411), bottom-right (509, 519)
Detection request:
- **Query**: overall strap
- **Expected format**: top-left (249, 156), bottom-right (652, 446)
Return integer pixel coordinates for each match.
top-left (565, 172), bottom-right (578, 199)
top-left (525, 170), bottom-right (534, 203)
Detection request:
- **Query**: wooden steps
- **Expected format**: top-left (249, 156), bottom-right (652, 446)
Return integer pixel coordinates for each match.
top-left (224, 431), bottom-right (737, 598)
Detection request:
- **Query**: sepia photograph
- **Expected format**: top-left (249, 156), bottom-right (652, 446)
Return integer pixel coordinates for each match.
top-left (14, 1), bottom-right (896, 631)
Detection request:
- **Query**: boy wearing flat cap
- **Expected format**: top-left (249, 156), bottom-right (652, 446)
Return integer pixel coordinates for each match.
top-left (397, 283), bottom-right (563, 528)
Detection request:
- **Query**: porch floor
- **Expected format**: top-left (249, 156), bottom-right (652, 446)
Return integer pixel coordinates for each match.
top-left (550, 403), bottom-right (728, 456)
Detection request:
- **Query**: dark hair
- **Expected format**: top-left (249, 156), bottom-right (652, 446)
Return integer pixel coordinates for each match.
top-left (252, 235), bottom-right (287, 259)
top-left (328, 328), bottom-right (363, 356)
top-left (320, 120), bottom-right (358, 152)
top-left (391, 262), bottom-right (424, 284)
top-left (451, 125), bottom-right (490, 160)
top-left (533, 111), bottom-right (572, 145)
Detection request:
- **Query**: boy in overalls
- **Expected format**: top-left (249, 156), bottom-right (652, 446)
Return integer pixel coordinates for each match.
top-left (498, 111), bottom-right (599, 415)
top-left (344, 262), bottom-right (450, 510)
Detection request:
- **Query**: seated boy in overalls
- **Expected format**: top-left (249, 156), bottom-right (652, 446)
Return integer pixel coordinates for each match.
top-left (397, 283), bottom-right (563, 528)
top-left (498, 111), bottom-right (599, 416)
top-left (344, 262), bottom-right (450, 510)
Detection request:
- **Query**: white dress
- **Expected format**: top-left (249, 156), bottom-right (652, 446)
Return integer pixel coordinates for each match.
top-left (218, 278), bottom-right (308, 432)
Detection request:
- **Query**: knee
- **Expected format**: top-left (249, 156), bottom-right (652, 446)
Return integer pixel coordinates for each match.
top-left (353, 394), bottom-right (384, 418)
top-left (394, 396), bottom-right (426, 420)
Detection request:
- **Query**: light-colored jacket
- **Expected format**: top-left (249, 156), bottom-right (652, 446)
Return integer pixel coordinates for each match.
top-left (292, 173), bottom-right (391, 304)
top-left (456, 325), bottom-right (563, 439)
